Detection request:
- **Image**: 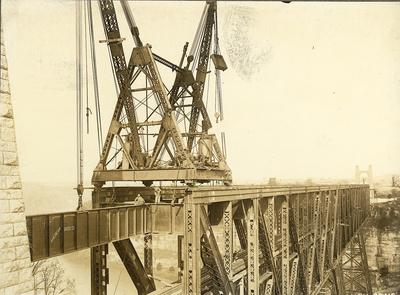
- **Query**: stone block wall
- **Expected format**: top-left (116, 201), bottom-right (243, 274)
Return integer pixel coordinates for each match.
top-left (0, 27), bottom-right (34, 295)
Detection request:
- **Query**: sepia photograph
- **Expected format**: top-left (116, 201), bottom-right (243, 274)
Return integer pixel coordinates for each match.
top-left (1, 0), bottom-right (400, 294)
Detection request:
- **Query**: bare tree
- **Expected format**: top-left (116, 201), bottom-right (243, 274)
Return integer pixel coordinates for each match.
top-left (32, 259), bottom-right (76, 295)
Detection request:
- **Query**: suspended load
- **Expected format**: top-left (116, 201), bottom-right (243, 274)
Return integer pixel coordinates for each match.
top-left (211, 53), bottom-right (228, 71)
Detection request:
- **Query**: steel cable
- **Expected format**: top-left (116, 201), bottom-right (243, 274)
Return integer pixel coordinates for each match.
top-left (87, 0), bottom-right (103, 155)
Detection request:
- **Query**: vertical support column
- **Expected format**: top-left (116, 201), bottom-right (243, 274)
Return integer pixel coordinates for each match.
top-left (307, 193), bottom-right (320, 291)
top-left (91, 188), bottom-right (108, 295)
top-left (289, 257), bottom-right (299, 295)
top-left (288, 199), bottom-right (307, 295)
top-left (337, 188), bottom-right (342, 257)
top-left (266, 197), bottom-right (275, 255)
top-left (177, 235), bottom-right (184, 282)
top-left (303, 192), bottom-right (309, 272)
top-left (183, 197), bottom-right (201, 295)
top-left (247, 199), bottom-right (260, 295)
top-left (144, 232), bottom-right (153, 276)
top-left (319, 191), bottom-right (331, 279)
top-left (91, 245), bottom-right (109, 295)
top-left (223, 201), bottom-right (233, 278)
top-left (331, 188), bottom-right (339, 263)
top-left (344, 190), bottom-right (349, 246)
top-left (281, 198), bottom-right (290, 295)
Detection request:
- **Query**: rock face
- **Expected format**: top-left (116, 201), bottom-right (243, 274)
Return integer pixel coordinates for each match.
top-left (0, 27), bottom-right (34, 294)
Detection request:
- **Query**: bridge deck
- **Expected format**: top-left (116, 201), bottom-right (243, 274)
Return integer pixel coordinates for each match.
top-left (26, 184), bottom-right (371, 294)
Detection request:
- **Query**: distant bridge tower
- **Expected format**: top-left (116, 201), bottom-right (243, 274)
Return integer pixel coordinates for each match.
top-left (355, 165), bottom-right (374, 198)
top-left (355, 165), bottom-right (373, 185)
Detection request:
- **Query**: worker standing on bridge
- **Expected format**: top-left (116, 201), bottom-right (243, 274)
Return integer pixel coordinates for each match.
top-left (154, 187), bottom-right (161, 203)
top-left (134, 194), bottom-right (145, 205)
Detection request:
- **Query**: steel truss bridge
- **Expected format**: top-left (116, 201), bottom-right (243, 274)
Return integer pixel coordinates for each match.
top-left (26, 184), bottom-right (373, 295)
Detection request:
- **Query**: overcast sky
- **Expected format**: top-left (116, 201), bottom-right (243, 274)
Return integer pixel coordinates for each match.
top-left (2, 0), bottom-right (400, 186)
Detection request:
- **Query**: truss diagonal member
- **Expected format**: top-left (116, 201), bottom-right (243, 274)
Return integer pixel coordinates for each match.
top-left (200, 206), bottom-right (235, 295)
top-left (234, 202), bottom-right (248, 250)
top-left (287, 204), bottom-right (308, 295)
top-left (259, 206), bottom-right (281, 295)
top-left (116, 134), bottom-right (136, 169)
top-left (113, 239), bottom-right (156, 294)
top-left (330, 268), bottom-right (341, 295)
top-left (307, 194), bottom-right (321, 291)
top-left (234, 218), bottom-right (247, 250)
top-left (147, 126), bottom-right (168, 167)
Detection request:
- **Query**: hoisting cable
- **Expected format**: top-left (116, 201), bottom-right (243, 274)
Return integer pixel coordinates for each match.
top-left (76, 0), bottom-right (84, 210)
top-left (84, 1), bottom-right (92, 134)
top-left (120, 0), bottom-right (143, 47)
top-left (188, 3), bottom-right (208, 71)
top-left (87, 0), bottom-right (103, 155)
top-left (213, 6), bottom-right (224, 122)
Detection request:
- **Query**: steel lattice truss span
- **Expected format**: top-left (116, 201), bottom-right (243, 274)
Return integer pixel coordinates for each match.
top-left (26, 184), bottom-right (372, 295)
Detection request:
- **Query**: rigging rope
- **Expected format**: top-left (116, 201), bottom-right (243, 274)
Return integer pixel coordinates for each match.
top-left (76, 0), bottom-right (84, 210)
top-left (87, 0), bottom-right (103, 155)
top-left (84, 0), bottom-right (91, 134)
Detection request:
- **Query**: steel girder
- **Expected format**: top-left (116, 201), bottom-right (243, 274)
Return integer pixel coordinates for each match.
top-left (26, 184), bottom-right (371, 295)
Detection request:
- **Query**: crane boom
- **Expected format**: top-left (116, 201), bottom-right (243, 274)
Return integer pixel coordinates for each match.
top-left (187, 2), bottom-right (216, 150)
top-left (96, 0), bottom-right (144, 168)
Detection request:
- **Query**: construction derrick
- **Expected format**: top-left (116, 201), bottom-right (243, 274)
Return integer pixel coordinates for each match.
top-left (92, 0), bottom-right (230, 187)
top-left (26, 185), bottom-right (372, 295)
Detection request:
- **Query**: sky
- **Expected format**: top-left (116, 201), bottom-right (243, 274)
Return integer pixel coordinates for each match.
top-left (2, 0), bottom-right (400, 186)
